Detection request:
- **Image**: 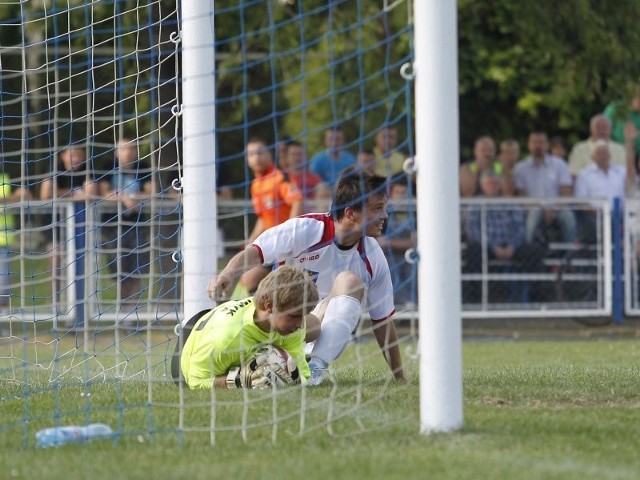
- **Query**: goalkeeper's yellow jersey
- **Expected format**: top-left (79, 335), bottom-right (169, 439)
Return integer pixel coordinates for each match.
top-left (180, 298), bottom-right (310, 389)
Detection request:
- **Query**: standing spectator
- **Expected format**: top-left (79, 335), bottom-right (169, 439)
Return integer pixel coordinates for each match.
top-left (0, 173), bottom-right (32, 312)
top-left (99, 138), bottom-right (155, 311)
top-left (514, 132), bottom-right (576, 244)
top-left (463, 170), bottom-right (546, 303)
top-left (497, 139), bottom-right (520, 196)
top-left (568, 114), bottom-right (626, 178)
top-left (40, 145), bottom-right (100, 328)
top-left (246, 138), bottom-right (303, 243)
top-left (208, 170), bottom-right (405, 386)
top-left (377, 180), bottom-right (416, 306)
top-left (574, 140), bottom-right (627, 243)
top-left (235, 138), bottom-right (304, 298)
top-left (309, 128), bottom-right (356, 185)
top-left (604, 88), bottom-right (640, 159)
top-left (285, 141), bottom-right (322, 201)
top-left (372, 126), bottom-right (406, 179)
top-left (459, 136), bottom-right (499, 197)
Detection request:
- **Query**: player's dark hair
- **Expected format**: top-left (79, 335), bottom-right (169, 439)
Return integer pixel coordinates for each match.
top-left (332, 170), bottom-right (387, 221)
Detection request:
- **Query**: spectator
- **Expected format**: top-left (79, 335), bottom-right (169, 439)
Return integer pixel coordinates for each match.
top-left (312, 182), bottom-right (333, 213)
top-left (459, 136), bottom-right (499, 197)
top-left (356, 149), bottom-right (377, 175)
top-left (285, 141), bottom-right (322, 201)
top-left (604, 88), bottom-right (640, 159)
top-left (377, 180), bottom-right (416, 306)
top-left (208, 170), bottom-right (405, 386)
top-left (99, 138), bottom-right (155, 312)
top-left (463, 170), bottom-right (546, 303)
top-left (574, 140), bottom-right (627, 243)
top-left (513, 132), bottom-right (576, 244)
top-left (625, 122), bottom-right (640, 193)
top-left (235, 138), bottom-right (304, 298)
top-left (246, 138), bottom-right (303, 243)
top-left (0, 173), bottom-right (32, 312)
top-left (309, 128), bottom-right (356, 185)
top-left (568, 114), bottom-right (626, 178)
top-left (497, 139), bottom-right (520, 196)
top-left (40, 145), bottom-right (100, 328)
top-left (276, 135), bottom-right (292, 170)
top-left (550, 136), bottom-right (569, 161)
top-left (372, 126), bottom-right (406, 179)
top-left (623, 122), bottom-right (640, 257)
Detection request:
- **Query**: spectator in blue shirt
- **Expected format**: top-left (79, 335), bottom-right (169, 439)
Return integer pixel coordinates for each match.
top-left (463, 170), bottom-right (546, 303)
top-left (309, 128), bottom-right (356, 184)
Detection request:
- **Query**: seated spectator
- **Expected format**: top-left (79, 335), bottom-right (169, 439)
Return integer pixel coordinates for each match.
top-left (356, 149), bottom-right (377, 175)
top-left (372, 126), bottom-right (406, 179)
top-left (462, 170), bottom-right (546, 303)
top-left (284, 141), bottom-right (322, 202)
top-left (497, 139), bottom-right (520, 196)
top-left (459, 136), bottom-right (499, 197)
top-left (309, 128), bottom-right (356, 185)
top-left (574, 140), bottom-right (627, 243)
top-left (276, 135), bottom-right (292, 169)
top-left (550, 136), bottom-right (569, 161)
top-left (604, 87), bottom-right (640, 159)
top-left (377, 179), bottom-right (417, 305)
top-left (568, 114), bottom-right (626, 179)
top-left (514, 132), bottom-right (576, 244)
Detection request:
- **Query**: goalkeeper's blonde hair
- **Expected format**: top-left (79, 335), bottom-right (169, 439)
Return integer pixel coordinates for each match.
top-left (254, 266), bottom-right (319, 314)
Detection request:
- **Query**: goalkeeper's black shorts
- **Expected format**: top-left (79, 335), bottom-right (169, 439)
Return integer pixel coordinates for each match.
top-left (170, 309), bottom-right (211, 386)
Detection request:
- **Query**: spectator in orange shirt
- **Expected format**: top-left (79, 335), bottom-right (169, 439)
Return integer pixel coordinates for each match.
top-left (247, 137), bottom-right (303, 242)
top-left (235, 138), bottom-right (304, 298)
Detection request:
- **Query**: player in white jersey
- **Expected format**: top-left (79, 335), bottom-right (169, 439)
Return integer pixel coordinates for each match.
top-left (208, 170), bottom-right (405, 386)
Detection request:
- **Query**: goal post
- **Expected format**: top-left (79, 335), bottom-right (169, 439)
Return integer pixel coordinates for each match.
top-left (181, 0), bottom-right (218, 321)
top-left (415, 0), bottom-right (463, 434)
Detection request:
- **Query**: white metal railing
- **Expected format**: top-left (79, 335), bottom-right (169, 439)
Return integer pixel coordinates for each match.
top-left (0, 196), bottom-right (621, 325)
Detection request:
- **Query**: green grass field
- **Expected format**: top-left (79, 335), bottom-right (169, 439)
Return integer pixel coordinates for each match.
top-left (1, 336), bottom-right (639, 480)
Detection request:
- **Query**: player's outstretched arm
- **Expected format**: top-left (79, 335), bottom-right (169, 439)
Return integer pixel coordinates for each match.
top-left (207, 245), bottom-right (262, 301)
top-left (372, 318), bottom-right (405, 381)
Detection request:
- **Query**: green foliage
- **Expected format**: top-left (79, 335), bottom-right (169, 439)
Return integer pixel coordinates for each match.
top-left (3, 0), bottom-right (640, 176)
top-left (458, 0), bottom-right (640, 156)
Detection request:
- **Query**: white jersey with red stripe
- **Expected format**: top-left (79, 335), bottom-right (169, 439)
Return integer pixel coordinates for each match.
top-left (251, 213), bottom-right (395, 322)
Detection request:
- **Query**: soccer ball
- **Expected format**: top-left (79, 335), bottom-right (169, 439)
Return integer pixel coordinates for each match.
top-left (251, 345), bottom-right (299, 384)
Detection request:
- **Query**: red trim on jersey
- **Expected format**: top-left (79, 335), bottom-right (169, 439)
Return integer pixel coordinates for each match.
top-left (300, 213), bottom-right (335, 252)
top-left (248, 244), bottom-right (264, 264)
top-left (370, 310), bottom-right (396, 323)
top-left (357, 239), bottom-right (373, 278)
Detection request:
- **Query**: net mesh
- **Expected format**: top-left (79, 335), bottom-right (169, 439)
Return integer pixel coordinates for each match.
top-left (0, 0), bottom-right (418, 447)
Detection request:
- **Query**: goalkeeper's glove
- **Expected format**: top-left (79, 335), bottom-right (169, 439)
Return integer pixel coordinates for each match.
top-left (225, 362), bottom-right (299, 390)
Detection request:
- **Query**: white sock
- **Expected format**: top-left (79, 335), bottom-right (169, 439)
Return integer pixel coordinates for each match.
top-left (310, 295), bottom-right (361, 365)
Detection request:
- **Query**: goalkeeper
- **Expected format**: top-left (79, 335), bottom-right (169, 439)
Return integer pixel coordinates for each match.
top-left (174, 266), bottom-right (319, 389)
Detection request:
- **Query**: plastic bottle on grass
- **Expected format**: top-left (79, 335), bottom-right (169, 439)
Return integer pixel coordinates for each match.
top-left (35, 423), bottom-right (113, 447)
